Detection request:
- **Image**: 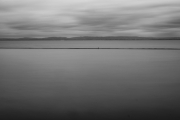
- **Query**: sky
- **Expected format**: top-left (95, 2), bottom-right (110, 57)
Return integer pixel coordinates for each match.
top-left (0, 0), bottom-right (180, 38)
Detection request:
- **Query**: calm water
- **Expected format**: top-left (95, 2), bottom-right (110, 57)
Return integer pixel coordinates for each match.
top-left (0, 40), bottom-right (180, 48)
top-left (0, 41), bottom-right (180, 120)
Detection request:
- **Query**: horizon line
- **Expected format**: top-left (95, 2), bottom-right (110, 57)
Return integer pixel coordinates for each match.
top-left (1, 47), bottom-right (180, 50)
top-left (1, 36), bottom-right (180, 39)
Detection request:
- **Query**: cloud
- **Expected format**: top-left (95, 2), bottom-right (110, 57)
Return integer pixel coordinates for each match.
top-left (8, 16), bottom-right (78, 31)
top-left (0, 0), bottom-right (180, 37)
top-left (152, 17), bottom-right (180, 29)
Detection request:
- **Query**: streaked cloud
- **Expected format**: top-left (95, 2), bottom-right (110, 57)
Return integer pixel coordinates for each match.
top-left (0, 0), bottom-right (180, 37)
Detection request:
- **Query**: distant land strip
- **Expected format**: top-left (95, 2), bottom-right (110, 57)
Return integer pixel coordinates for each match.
top-left (1, 36), bottom-right (180, 41)
top-left (1, 47), bottom-right (180, 50)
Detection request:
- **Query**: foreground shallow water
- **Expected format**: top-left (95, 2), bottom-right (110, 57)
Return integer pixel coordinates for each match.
top-left (0, 49), bottom-right (180, 120)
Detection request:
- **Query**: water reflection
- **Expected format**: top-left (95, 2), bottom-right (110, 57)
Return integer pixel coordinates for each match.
top-left (0, 49), bottom-right (180, 120)
top-left (1, 40), bottom-right (180, 48)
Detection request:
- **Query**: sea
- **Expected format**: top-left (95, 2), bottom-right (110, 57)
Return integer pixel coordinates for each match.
top-left (0, 40), bottom-right (180, 120)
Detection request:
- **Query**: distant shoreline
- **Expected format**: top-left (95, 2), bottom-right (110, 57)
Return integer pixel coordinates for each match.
top-left (1, 48), bottom-right (180, 50)
top-left (1, 40), bottom-right (180, 41)
top-left (1, 36), bottom-right (180, 41)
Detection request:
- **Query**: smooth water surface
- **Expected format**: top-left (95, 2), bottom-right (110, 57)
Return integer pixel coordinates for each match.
top-left (0, 49), bottom-right (180, 120)
top-left (1, 40), bottom-right (180, 48)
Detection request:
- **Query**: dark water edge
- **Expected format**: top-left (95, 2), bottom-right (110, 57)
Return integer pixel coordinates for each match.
top-left (1, 49), bottom-right (180, 120)
top-left (1, 47), bottom-right (180, 50)
top-left (1, 109), bottom-right (180, 120)
top-left (1, 40), bottom-right (180, 48)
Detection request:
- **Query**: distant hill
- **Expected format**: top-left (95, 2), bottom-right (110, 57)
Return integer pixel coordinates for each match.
top-left (0, 36), bottom-right (180, 41)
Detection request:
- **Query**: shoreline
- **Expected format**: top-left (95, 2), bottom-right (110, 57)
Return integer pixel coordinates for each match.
top-left (0, 47), bottom-right (180, 50)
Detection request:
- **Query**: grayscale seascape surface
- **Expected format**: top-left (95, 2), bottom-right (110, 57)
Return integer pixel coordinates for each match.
top-left (0, 40), bottom-right (180, 120)
top-left (1, 0), bottom-right (180, 119)
top-left (1, 40), bottom-right (180, 48)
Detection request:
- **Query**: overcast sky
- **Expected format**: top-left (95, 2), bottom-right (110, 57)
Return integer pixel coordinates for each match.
top-left (0, 0), bottom-right (180, 37)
